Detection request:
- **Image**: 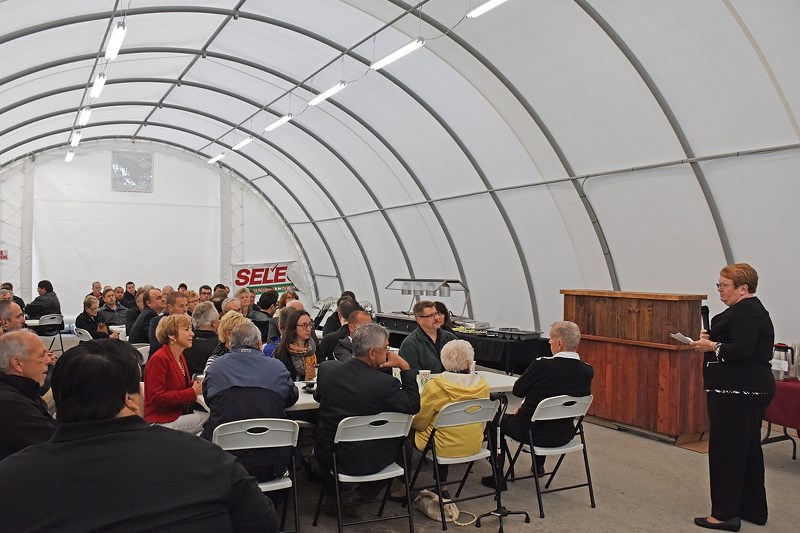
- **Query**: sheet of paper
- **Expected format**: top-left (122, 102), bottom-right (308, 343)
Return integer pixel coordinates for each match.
top-left (670, 332), bottom-right (693, 344)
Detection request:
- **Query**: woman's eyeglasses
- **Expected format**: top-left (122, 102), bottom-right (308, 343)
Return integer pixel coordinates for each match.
top-left (297, 322), bottom-right (312, 329)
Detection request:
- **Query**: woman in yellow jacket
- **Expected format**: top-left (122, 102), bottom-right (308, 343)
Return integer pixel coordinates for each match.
top-left (412, 339), bottom-right (490, 498)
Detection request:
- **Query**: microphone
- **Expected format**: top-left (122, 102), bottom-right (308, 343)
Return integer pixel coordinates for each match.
top-left (701, 305), bottom-right (710, 332)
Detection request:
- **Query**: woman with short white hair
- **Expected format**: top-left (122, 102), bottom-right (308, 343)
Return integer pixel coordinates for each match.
top-left (409, 339), bottom-right (489, 498)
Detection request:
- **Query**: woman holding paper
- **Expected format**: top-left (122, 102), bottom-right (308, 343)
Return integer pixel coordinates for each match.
top-left (690, 263), bottom-right (774, 532)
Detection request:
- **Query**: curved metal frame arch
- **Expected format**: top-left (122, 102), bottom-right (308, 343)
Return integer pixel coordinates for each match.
top-left (0, 119), bottom-right (348, 302)
top-left (574, 0), bottom-right (733, 264)
top-left (1, 5), bottom-right (476, 316)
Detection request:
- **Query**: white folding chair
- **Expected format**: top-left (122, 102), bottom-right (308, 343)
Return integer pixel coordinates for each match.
top-left (503, 394), bottom-right (595, 518)
top-left (213, 418), bottom-right (301, 532)
top-left (408, 398), bottom-right (500, 530)
top-left (36, 314), bottom-right (65, 354)
top-left (312, 412), bottom-right (414, 533)
top-left (135, 344), bottom-right (150, 365)
top-left (73, 328), bottom-right (94, 342)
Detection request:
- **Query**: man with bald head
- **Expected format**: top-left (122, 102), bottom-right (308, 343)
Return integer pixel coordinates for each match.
top-left (333, 310), bottom-right (373, 362)
top-left (0, 330), bottom-right (57, 460)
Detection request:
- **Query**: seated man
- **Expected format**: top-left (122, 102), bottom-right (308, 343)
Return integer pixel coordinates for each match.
top-left (128, 287), bottom-right (164, 344)
top-left (202, 322), bottom-right (299, 481)
top-left (399, 300), bottom-right (457, 373)
top-left (148, 291), bottom-right (188, 356)
top-left (482, 320), bottom-right (594, 488)
top-left (0, 300), bottom-right (27, 334)
top-left (98, 287), bottom-right (127, 326)
top-left (321, 291), bottom-right (356, 337)
top-left (0, 282), bottom-right (25, 311)
top-left (318, 298), bottom-right (363, 362)
top-left (24, 280), bottom-right (62, 336)
top-left (183, 301), bottom-right (220, 376)
top-left (0, 339), bottom-right (278, 532)
top-left (249, 289), bottom-right (279, 341)
top-left (332, 309), bottom-right (373, 362)
top-left (0, 330), bottom-right (57, 461)
top-left (314, 323), bottom-right (420, 501)
top-left (125, 287), bottom-right (146, 337)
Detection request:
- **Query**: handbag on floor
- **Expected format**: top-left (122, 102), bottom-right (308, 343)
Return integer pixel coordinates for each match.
top-left (414, 489), bottom-right (476, 526)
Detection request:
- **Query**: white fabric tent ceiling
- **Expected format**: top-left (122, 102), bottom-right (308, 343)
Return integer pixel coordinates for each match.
top-left (1, 1), bottom-right (799, 338)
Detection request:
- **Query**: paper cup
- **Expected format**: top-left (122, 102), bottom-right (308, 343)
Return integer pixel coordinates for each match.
top-left (418, 369), bottom-right (431, 385)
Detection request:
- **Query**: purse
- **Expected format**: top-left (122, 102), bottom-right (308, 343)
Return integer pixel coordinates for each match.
top-left (414, 489), bottom-right (476, 526)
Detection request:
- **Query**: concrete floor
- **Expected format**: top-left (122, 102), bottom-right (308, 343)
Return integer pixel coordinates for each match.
top-left (57, 336), bottom-right (799, 532)
top-left (289, 402), bottom-right (798, 533)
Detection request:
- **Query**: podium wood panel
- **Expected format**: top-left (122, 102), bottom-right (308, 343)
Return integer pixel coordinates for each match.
top-left (562, 290), bottom-right (709, 439)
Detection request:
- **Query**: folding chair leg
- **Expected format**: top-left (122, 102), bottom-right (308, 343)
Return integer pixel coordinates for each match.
top-left (453, 461), bottom-right (473, 498)
top-left (533, 460), bottom-right (546, 519)
top-left (312, 478), bottom-right (326, 526)
top-left (544, 453), bottom-right (567, 489)
top-left (503, 442), bottom-right (524, 483)
top-left (377, 478), bottom-right (391, 517)
top-left (280, 489), bottom-right (289, 530)
top-left (583, 446), bottom-right (596, 508)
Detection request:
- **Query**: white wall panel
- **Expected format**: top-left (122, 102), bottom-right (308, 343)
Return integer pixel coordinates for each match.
top-left (30, 147), bottom-right (220, 318)
top-left (583, 165), bottom-right (723, 297)
top-left (701, 148), bottom-right (800, 341)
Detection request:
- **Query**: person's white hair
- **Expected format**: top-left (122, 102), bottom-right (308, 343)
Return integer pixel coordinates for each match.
top-left (440, 339), bottom-right (474, 372)
top-left (550, 321), bottom-right (581, 351)
top-left (0, 330), bottom-right (38, 372)
top-left (191, 301), bottom-right (219, 328)
top-left (352, 323), bottom-right (388, 357)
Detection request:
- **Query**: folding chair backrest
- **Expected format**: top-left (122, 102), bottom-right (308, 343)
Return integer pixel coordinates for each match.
top-left (38, 314), bottom-right (63, 326)
top-left (74, 328), bottom-right (93, 342)
top-left (212, 418), bottom-right (300, 451)
top-left (334, 412), bottom-right (413, 444)
top-left (136, 345), bottom-right (150, 365)
top-left (433, 398), bottom-right (500, 429)
top-left (531, 395), bottom-right (593, 422)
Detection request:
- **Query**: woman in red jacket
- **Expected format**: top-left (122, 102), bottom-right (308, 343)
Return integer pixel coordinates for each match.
top-left (144, 314), bottom-right (207, 433)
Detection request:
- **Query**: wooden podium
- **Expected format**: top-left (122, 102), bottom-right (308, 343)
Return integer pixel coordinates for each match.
top-left (561, 289), bottom-right (709, 441)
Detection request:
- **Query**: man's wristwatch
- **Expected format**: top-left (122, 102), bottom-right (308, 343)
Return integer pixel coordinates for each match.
top-left (713, 342), bottom-right (721, 357)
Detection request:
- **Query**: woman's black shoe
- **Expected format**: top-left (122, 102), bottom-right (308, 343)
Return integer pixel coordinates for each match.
top-left (693, 517), bottom-right (741, 532)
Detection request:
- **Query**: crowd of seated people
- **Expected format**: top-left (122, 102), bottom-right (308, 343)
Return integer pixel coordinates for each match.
top-left (0, 277), bottom-right (596, 528)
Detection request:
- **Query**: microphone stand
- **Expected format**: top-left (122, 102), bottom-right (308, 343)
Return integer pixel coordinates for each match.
top-left (476, 393), bottom-right (530, 532)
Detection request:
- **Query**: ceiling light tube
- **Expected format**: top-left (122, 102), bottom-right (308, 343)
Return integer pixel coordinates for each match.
top-left (90, 72), bottom-right (106, 99)
top-left (309, 81), bottom-right (347, 106)
top-left (70, 129), bottom-right (82, 147)
top-left (466, 0), bottom-right (510, 18)
top-left (208, 153), bottom-right (227, 164)
top-left (231, 136), bottom-right (254, 151)
top-left (370, 38), bottom-right (425, 70)
top-left (264, 113), bottom-right (294, 132)
top-left (105, 21), bottom-right (127, 60)
top-left (78, 106), bottom-right (92, 126)
top-left (65, 150), bottom-right (75, 163)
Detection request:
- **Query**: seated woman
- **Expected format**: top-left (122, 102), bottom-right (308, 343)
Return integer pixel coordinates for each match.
top-left (273, 310), bottom-right (317, 381)
top-left (277, 289), bottom-right (298, 310)
top-left (411, 339), bottom-right (489, 498)
top-left (203, 310), bottom-right (250, 373)
top-left (144, 314), bottom-right (208, 433)
top-left (75, 296), bottom-right (119, 340)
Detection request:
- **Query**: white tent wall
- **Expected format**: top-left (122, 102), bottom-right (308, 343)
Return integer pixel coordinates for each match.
top-left (8, 142), bottom-right (306, 320)
top-left (2, 1), bottom-right (800, 343)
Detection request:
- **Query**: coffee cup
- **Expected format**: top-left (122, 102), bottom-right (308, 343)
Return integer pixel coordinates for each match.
top-left (418, 369), bottom-right (431, 385)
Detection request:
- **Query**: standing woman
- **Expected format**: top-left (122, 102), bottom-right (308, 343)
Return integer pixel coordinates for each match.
top-left (690, 263), bottom-right (774, 532)
top-left (274, 310), bottom-right (317, 381)
top-left (144, 314), bottom-right (208, 434)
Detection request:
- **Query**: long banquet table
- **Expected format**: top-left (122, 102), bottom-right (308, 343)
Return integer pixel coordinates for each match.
top-left (288, 370), bottom-right (517, 411)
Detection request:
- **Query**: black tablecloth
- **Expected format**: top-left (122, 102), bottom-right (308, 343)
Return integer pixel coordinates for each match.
top-left (453, 331), bottom-right (550, 374)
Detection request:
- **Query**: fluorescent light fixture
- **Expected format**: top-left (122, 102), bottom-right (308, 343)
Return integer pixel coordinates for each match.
top-left (105, 21), bottom-right (127, 60)
top-left (207, 153), bottom-right (226, 164)
top-left (65, 151), bottom-right (75, 163)
top-left (370, 38), bottom-right (425, 70)
top-left (309, 81), bottom-right (346, 106)
top-left (70, 129), bottom-right (82, 147)
top-left (264, 113), bottom-right (294, 132)
top-left (466, 0), bottom-right (510, 18)
top-left (90, 72), bottom-right (106, 99)
top-left (78, 106), bottom-right (92, 126)
top-left (231, 136), bottom-right (254, 151)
